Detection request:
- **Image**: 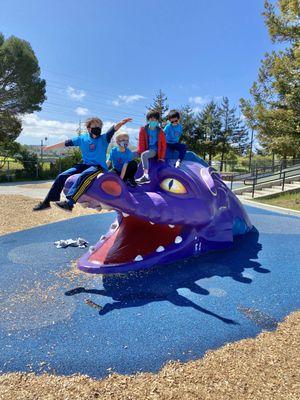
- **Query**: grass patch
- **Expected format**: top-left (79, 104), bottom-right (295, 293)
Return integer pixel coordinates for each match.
top-left (255, 189), bottom-right (300, 211)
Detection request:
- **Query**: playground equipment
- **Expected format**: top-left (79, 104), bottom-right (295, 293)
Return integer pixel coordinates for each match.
top-left (64, 152), bottom-right (252, 274)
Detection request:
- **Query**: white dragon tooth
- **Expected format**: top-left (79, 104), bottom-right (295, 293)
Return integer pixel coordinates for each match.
top-left (99, 202), bottom-right (113, 211)
top-left (156, 246), bottom-right (165, 252)
top-left (100, 235), bottom-right (106, 241)
top-left (175, 236), bottom-right (183, 244)
top-left (89, 246), bottom-right (95, 253)
top-left (169, 224), bottom-right (175, 228)
top-left (122, 212), bottom-right (129, 217)
top-left (80, 202), bottom-right (89, 208)
top-left (150, 221), bottom-right (155, 225)
top-left (134, 255), bottom-right (143, 261)
top-left (95, 206), bottom-right (102, 212)
top-left (111, 222), bottom-right (118, 229)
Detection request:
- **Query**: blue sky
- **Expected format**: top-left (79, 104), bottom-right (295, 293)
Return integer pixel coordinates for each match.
top-left (0, 0), bottom-right (274, 145)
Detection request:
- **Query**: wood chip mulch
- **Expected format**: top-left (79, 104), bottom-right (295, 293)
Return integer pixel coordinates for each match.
top-left (0, 195), bottom-right (102, 236)
top-left (0, 312), bottom-right (299, 400)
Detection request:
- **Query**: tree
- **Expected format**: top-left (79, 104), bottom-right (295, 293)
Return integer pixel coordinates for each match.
top-left (0, 110), bottom-right (22, 143)
top-left (180, 105), bottom-right (204, 154)
top-left (240, 1), bottom-right (300, 160)
top-left (0, 140), bottom-right (21, 169)
top-left (14, 145), bottom-right (38, 178)
top-left (0, 32), bottom-right (46, 145)
top-left (240, 98), bottom-right (259, 171)
top-left (219, 97), bottom-right (249, 171)
top-left (147, 90), bottom-right (169, 122)
top-left (198, 101), bottom-right (222, 164)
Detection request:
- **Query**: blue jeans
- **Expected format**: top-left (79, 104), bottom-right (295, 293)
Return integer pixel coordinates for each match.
top-left (45, 164), bottom-right (102, 203)
top-left (167, 142), bottom-right (187, 162)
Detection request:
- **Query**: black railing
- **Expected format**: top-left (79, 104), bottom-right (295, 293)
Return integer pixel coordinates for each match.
top-left (248, 165), bottom-right (300, 198)
top-left (228, 159), bottom-right (300, 190)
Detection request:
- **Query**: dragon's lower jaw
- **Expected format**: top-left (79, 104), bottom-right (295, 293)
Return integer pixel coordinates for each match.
top-left (77, 214), bottom-right (190, 274)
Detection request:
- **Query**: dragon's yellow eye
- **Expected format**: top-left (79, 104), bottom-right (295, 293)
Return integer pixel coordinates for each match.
top-left (160, 178), bottom-right (187, 194)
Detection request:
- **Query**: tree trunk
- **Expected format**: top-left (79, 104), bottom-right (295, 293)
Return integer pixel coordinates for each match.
top-left (220, 142), bottom-right (226, 172)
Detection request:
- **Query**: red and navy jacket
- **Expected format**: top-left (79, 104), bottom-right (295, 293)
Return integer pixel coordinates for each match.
top-left (137, 125), bottom-right (167, 160)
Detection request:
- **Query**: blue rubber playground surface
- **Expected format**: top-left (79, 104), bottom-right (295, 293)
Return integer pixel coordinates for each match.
top-left (0, 205), bottom-right (299, 378)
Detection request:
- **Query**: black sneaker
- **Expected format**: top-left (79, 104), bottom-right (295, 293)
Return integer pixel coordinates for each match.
top-left (33, 201), bottom-right (51, 211)
top-left (127, 180), bottom-right (137, 188)
top-left (136, 175), bottom-right (150, 184)
top-left (54, 201), bottom-right (73, 212)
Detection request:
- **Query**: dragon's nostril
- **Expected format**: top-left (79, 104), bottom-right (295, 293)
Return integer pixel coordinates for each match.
top-left (101, 180), bottom-right (122, 196)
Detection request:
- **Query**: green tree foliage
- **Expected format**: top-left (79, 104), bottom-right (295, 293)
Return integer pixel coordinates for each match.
top-left (0, 141), bottom-right (21, 169)
top-left (180, 105), bottom-right (204, 154)
top-left (219, 97), bottom-right (249, 171)
top-left (0, 32), bottom-right (46, 145)
top-left (147, 90), bottom-right (169, 122)
top-left (198, 101), bottom-right (222, 164)
top-left (14, 145), bottom-right (38, 178)
top-left (240, 0), bottom-right (300, 159)
top-left (0, 110), bottom-right (22, 143)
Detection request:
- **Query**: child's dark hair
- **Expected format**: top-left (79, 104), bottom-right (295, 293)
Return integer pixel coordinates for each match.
top-left (167, 110), bottom-right (180, 120)
top-left (146, 110), bottom-right (160, 121)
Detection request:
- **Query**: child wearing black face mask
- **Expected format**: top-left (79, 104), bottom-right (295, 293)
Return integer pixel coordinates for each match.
top-left (33, 116), bottom-right (132, 212)
top-left (107, 132), bottom-right (137, 187)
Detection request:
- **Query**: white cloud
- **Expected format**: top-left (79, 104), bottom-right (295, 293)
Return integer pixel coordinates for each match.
top-left (19, 114), bottom-right (79, 144)
top-left (19, 114), bottom-right (139, 147)
top-left (67, 86), bottom-right (86, 101)
top-left (112, 94), bottom-right (146, 106)
top-left (192, 107), bottom-right (202, 114)
top-left (189, 95), bottom-right (223, 110)
top-left (75, 107), bottom-right (89, 116)
top-left (188, 96), bottom-right (208, 105)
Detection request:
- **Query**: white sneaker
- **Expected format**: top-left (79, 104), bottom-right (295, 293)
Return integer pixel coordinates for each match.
top-left (136, 175), bottom-right (150, 184)
top-left (175, 160), bottom-right (181, 168)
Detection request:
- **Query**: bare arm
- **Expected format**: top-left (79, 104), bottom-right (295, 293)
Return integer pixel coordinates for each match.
top-left (114, 117), bottom-right (132, 132)
top-left (43, 142), bottom-right (66, 151)
top-left (106, 118), bottom-right (133, 143)
top-left (120, 163), bottom-right (128, 180)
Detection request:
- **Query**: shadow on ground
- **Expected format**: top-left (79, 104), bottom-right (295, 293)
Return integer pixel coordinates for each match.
top-left (66, 228), bottom-right (268, 325)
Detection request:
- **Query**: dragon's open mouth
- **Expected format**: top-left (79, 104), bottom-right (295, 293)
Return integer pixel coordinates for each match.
top-left (88, 214), bottom-right (183, 267)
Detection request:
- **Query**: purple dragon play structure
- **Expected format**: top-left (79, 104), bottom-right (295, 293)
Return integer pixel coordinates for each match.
top-left (64, 152), bottom-right (252, 274)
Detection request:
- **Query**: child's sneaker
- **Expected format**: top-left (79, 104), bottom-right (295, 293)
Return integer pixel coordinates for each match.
top-left (33, 201), bottom-right (51, 211)
top-left (175, 160), bottom-right (181, 168)
top-left (54, 200), bottom-right (73, 212)
top-left (136, 175), bottom-right (150, 184)
top-left (127, 179), bottom-right (137, 188)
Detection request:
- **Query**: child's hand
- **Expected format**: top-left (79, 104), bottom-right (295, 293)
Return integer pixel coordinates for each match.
top-left (115, 118), bottom-right (133, 131)
top-left (120, 118), bottom-right (132, 126)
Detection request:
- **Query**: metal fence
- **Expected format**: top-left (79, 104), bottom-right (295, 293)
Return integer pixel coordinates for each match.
top-left (0, 158), bottom-right (63, 182)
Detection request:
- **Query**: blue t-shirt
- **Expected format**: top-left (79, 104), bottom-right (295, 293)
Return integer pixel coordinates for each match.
top-left (164, 123), bottom-right (183, 144)
top-left (147, 127), bottom-right (158, 151)
top-left (65, 126), bottom-right (115, 170)
top-left (109, 147), bottom-right (133, 172)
